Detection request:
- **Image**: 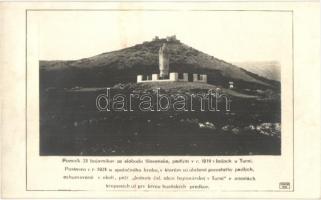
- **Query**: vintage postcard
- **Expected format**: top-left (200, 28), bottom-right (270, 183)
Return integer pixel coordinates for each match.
top-left (0, 1), bottom-right (320, 199)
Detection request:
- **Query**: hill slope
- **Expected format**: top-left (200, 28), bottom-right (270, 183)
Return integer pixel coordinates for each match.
top-left (233, 61), bottom-right (281, 81)
top-left (40, 38), bottom-right (279, 90)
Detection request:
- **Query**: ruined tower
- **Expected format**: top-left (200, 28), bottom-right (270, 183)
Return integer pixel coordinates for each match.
top-left (159, 43), bottom-right (169, 78)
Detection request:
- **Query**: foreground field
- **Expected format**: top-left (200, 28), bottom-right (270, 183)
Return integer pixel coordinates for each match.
top-left (40, 83), bottom-right (281, 155)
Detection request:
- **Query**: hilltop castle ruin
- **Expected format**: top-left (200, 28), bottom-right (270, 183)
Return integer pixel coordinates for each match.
top-left (137, 36), bottom-right (207, 83)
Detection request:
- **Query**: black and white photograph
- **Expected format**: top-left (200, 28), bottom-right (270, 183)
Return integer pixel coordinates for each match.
top-left (2, 1), bottom-right (321, 198)
top-left (38, 11), bottom-right (289, 156)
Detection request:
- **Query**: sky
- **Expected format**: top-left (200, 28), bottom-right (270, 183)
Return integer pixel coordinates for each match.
top-left (35, 10), bottom-right (292, 64)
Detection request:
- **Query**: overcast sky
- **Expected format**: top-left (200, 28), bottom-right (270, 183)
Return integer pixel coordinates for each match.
top-left (36, 10), bottom-right (292, 64)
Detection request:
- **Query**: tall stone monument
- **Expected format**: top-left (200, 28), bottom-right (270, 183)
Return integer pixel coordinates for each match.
top-left (159, 43), bottom-right (169, 78)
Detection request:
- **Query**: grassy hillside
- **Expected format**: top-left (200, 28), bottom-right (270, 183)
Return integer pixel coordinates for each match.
top-left (41, 81), bottom-right (281, 155)
top-left (40, 38), bottom-right (280, 90)
top-left (233, 61), bottom-right (281, 81)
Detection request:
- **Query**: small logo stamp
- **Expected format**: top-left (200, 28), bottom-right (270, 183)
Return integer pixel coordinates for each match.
top-left (279, 182), bottom-right (291, 190)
